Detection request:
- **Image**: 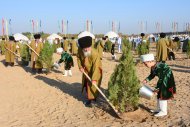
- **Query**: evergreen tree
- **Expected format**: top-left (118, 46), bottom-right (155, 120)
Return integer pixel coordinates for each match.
top-left (104, 40), bottom-right (112, 52)
top-left (20, 44), bottom-right (30, 66)
top-left (136, 41), bottom-right (149, 56)
top-left (187, 40), bottom-right (190, 59)
top-left (108, 38), bottom-right (140, 113)
top-left (38, 42), bottom-right (54, 73)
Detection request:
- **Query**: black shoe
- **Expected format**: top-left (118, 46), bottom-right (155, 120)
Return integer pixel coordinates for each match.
top-left (37, 69), bottom-right (43, 74)
top-left (84, 100), bottom-right (92, 107)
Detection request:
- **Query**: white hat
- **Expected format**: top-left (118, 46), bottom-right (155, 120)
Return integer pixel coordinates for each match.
top-left (78, 31), bottom-right (95, 39)
top-left (56, 48), bottom-right (63, 53)
top-left (141, 54), bottom-right (154, 62)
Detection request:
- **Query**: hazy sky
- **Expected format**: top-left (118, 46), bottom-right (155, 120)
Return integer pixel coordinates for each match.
top-left (0, 0), bottom-right (190, 35)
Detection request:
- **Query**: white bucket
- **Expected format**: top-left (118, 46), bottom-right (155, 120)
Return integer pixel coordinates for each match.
top-left (139, 85), bottom-right (154, 100)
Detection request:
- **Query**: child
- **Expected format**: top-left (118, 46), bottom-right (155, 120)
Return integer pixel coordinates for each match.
top-left (56, 48), bottom-right (74, 76)
top-left (141, 54), bottom-right (176, 117)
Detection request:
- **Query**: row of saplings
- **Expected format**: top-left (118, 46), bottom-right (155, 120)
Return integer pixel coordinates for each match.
top-left (3, 38), bottom-right (189, 114)
top-left (12, 42), bottom-right (58, 72)
top-left (18, 39), bottom-right (139, 113)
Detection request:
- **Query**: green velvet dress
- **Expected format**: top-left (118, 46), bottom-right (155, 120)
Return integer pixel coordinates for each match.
top-left (146, 62), bottom-right (176, 100)
top-left (58, 52), bottom-right (74, 70)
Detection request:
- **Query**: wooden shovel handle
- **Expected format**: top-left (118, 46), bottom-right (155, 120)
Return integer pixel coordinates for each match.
top-left (82, 71), bottom-right (120, 117)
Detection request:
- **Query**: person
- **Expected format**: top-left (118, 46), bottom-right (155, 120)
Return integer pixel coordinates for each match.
top-left (117, 35), bottom-right (122, 53)
top-left (30, 34), bottom-right (43, 73)
top-left (156, 33), bottom-right (169, 63)
top-left (63, 37), bottom-right (69, 52)
top-left (141, 33), bottom-right (150, 52)
top-left (70, 37), bottom-right (78, 55)
top-left (111, 38), bottom-right (116, 60)
top-left (77, 33), bottom-right (102, 107)
top-left (0, 37), bottom-right (6, 55)
top-left (4, 36), bottom-right (16, 66)
top-left (103, 36), bottom-right (112, 52)
top-left (141, 54), bottom-right (176, 117)
top-left (96, 37), bottom-right (106, 60)
top-left (168, 37), bottom-right (178, 60)
top-left (56, 47), bottom-right (74, 76)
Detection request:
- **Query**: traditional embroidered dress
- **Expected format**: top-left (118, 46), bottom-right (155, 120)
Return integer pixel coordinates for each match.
top-left (58, 52), bottom-right (74, 70)
top-left (77, 48), bottom-right (102, 100)
top-left (146, 62), bottom-right (176, 100)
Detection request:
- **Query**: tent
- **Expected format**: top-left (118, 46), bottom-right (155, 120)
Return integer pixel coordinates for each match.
top-left (148, 34), bottom-right (155, 38)
top-left (78, 31), bottom-right (95, 39)
top-left (47, 33), bottom-right (62, 44)
top-left (47, 33), bottom-right (62, 40)
top-left (13, 33), bottom-right (29, 41)
top-left (104, 31), bottom-right (119, 39)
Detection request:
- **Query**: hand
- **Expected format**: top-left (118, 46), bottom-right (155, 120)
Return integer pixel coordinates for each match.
top-left (142, 79), bottom-right (147, 84)
top-left (79, 68), bottom-right (84, 73)
top-left (92, 80), bottom-right (97, 85)
top-left (153, 88), bottom-right (159, 93)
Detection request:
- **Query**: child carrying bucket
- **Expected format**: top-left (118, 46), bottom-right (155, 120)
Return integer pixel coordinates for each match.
top-left (141, 54), bottom-right (176, 117)
top-left (55, 48), bottom-right (74, 76)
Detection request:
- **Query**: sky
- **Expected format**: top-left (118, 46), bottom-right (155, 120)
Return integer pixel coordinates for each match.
top-left (0, 0), bottom-right (190, 35)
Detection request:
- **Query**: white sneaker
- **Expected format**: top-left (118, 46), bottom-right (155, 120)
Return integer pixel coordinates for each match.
top-left (68, 70), bottom-right (72, 76)
top-left (154, 111), bottom-right (167, 117)
top-left (63, 70), bottom-right (68, 76)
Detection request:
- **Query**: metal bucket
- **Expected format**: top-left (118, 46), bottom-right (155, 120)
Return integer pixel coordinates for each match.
top-left (53, 63), bottom-right (60, 69)
top-left (139, 85), bottom-right (154, 100)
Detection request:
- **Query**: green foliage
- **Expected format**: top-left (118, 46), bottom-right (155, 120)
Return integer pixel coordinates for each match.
top-left (20, 44), bottom-right (30, 63)
top-left (136, 41), bottom-right (149, 56)
top-left (176, 41), bottom-right (181, 51)
top-left (187, 40), bottom-right (190, 59)
top-left (38, 42), bottom-right (54, 73)
top-left (104, 40), bottom-right (112, 52)
top-left (108, 39), bottom-right (140, 113)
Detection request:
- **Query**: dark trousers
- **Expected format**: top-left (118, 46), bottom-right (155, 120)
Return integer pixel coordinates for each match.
top-left (32, 61), bottom-right (42, 73)
top-left (65, 62), bottom-right (72, 70)
top-left (111, 44), bottom-right (115, 55)
top-left (168, 52), bottom-right (175, 60)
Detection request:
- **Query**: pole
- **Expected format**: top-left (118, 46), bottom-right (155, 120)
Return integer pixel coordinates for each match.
top-left (5, 19), bottom-right (9, 39)
top-left (5, 47), bottom-right (21, 58)
top-left (62, 20), bottom-right (64, 34)
top-left (2, 18), bottom-right (5, 36)
top-left (86, 20), bottom-right (87, 31)
top-left (24, 42), bottom-right (39, 56)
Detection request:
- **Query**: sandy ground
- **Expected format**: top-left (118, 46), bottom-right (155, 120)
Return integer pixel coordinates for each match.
top-left (0, 45), bottom-right (190, 127)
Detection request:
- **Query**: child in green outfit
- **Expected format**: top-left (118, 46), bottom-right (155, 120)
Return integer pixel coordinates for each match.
top-left (56, 48), bottom-right (74, 76)
top-left (141, 54), bottom-right (176, 117)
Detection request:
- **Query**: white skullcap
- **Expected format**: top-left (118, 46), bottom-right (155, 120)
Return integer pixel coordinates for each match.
top-left (78, 31), bottom-right (95, 39)
top-left (141, 54), bottom-right (154, 62)
top-left (56, 48), bottom-right (63, 53)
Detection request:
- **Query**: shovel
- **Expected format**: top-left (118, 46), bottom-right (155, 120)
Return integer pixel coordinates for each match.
top-left (82, 71), bottom-right (121, 118)
top-left (5, 47), bottom-right (21, 58)
top-left (24, 42), bottom-right (39, 57)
